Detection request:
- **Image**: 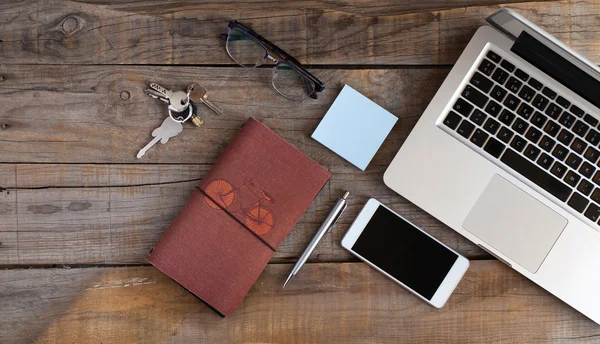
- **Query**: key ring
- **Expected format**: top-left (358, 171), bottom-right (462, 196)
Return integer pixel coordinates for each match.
top-left (168, 105), bottom-right (193, 123)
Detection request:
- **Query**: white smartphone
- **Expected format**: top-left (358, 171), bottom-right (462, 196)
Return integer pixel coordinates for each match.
top-left (341, 198), bottom-right (469, 308)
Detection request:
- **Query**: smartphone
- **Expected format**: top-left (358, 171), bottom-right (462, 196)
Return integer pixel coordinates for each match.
top-left (341, 199), bottom-right (469, 308)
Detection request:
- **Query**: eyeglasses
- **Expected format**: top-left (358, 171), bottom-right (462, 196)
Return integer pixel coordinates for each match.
top-left (220, 21), bottom-right (325, 101)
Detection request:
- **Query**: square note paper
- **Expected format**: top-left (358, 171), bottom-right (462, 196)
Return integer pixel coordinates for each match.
top-left (312, 85), bottom-right (397, 170)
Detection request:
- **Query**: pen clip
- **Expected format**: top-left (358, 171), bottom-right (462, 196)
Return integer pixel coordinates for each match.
top-left (327, 203), bottom-right (347, 233)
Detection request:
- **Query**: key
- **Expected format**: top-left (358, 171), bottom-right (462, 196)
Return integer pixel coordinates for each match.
top-left (187, 84), bottom-right (224, 116)
top-left (136, 117), bottom-right (183, 159)
top-left (168, 91), bottom-right (190, 112)
top-left (144, 88), bottom-right (169, 103)
top-left (149, 83), bottom-right (173, 99)
top-left (189, 103), bottom-right (204, 127)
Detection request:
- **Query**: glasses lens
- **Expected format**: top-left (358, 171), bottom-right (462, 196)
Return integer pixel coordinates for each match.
top-left (226, 28), bottom-right (267, 67)
top-left (272, 64), bottom-right (315, 101)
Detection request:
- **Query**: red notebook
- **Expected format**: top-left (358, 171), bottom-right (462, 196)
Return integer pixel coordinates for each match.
top-left (147, 118), bottom-right (330, 317)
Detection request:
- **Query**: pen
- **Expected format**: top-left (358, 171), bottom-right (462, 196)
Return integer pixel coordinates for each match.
top-left (282, 191), bottom-right (350, 288)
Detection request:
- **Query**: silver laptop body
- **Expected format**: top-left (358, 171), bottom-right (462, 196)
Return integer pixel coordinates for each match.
top-left (384, 9), bottom-right (600, 324)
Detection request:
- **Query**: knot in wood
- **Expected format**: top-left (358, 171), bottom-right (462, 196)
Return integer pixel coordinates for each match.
top-left (0, 76), bottom-right (5, 82)
top-left (61, 17), bottom-right (79, 36)
top-left (120, 91), bottom-right (131, 100)
top-left (1, 123), bottom-right (9, 130)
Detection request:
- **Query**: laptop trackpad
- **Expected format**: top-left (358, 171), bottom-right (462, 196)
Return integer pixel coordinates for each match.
top-left (463, 174), bottom-right (568, 273)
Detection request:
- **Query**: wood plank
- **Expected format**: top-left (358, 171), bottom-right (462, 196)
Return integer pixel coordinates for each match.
top-left (0, 262), bottom-right (598, 344)
top-left (0, 163), bottom-right (488, 265)
top-left (1, 1), bottom-right (598, 65)
top-left (0, 65), bottom-right (447, 164)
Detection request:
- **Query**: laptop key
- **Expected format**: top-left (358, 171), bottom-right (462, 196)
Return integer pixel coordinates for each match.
top-left (517, 103), bottom-right (534, 119)
top-left (483, 117), bottom-right (500, 135)
top-left (478, 59), bottom-right (495, 76)
top-left (559, 112), bottom-right (576, 128)
top-left (564, 170), bottom-right (581, 187)
top-left (525, 144), bottom-right (541, 161)
top-left (506, 77), bottom-right (522, 93)
top-left (542, 87), bottom-right (557, 100)
top-left (492, 68), bottom-right (509, 85)
top-left (515, 69), bottom-right (529, 81)
top-left (470, 109), bottom-right (487, 126)
top-left (453, 98), bottom-right (474, 116)
top-left (557, 129), bottom-right (574, 146)
top-left (577, 179), bottom-right (594, 196)
top-left (501, 149), bottom-right (571, 202)
top-left (565, 153), bottom-right (583, 170)
top-left (568, 192), bottom-right (589, 213)
top-left (592, 188), bottom-right (600, 203)
top-left (497, 126), bottom-right (514, 144)
top-left (556, 96), bottom-right (571, 109)
top-left (531, 111), bottom-right (548, 128)
top-left (512, 118), bottom-right (529, 135)
top-left (504, 94), bottom-right (521, 111)
top-left (498, 110), bottom-right (515, 126)
top-left (484, 100), bottom-right (502, 117)
top-left (500, 60), bottom-right (515, 72)
top-left (551, 144), bottom-right (568, 161)
top-left (539, 135), bottom-right (556, 152)
top-left (584, 114), bottom-right (599, 127)
top-left (470, 129), bottom-right (489, 147)
top-left (571, 138), bottom-right (587, 154)
top-left (572, 120), bottom-right (589, 137)
top-left (545, 103), bottom-right (562, 120)
top-left (550, 161), bottom-right (568, 179)
top-left (525, 127), bottom-right (542, 143)
top-left (484, 137), bottom-right (505, 158)
top-left (585, 129), bottom-right (600, 145)
top-left (510, 135), bottom-right (527, 152)
top-left (486, 50), bottom-right (501, 63)
top-left (570, 105), bottom-right (585, 118)
top-left (584, 146), bottom-right (600, 163)
top-left (490, 85), bottom-right (507, 102)
top-left (470, 72), bottom-right (494, 93)
top-left (462, 85), bottom-right (488, 108)
top-left (528, 78), bottom-right (543, 91)
top-left (580, 162), bottom-right (595, 179)
top-left (593, 172), bottom-right (600, 186)
top-left (518, 85), bottom-right (536, 102)
top-left (457, 120), bottom-right (476, 139)
top-left (537, 152), bottom-right (554, 169)
top-left (584, 203), bottom-right (600, 222)
top-left (532, 94), bottom-right (549, 111)
top-left (543, 120), bottom-right (560, 137)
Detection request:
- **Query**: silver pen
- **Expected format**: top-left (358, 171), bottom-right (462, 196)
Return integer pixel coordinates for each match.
top-left (282, 191), bottom-right (350, 288)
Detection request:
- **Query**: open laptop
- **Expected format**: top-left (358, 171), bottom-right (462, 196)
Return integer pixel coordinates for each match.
top-left (384, 9), bottom-right (600, 324)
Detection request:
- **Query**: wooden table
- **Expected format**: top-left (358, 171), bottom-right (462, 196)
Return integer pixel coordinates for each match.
top-left (1, 1), bottom-right (600, 343)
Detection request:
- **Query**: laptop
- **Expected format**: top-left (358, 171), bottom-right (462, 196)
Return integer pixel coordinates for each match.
top-left (384, 9), bottom-right (600, 324)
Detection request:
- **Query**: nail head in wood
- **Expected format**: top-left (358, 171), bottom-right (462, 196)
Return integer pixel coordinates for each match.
top-left (120, 91), bottom-right (131, 100)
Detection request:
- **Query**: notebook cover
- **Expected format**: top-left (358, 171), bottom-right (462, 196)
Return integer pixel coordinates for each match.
top-left (147, 118), bottom-right (330, 316)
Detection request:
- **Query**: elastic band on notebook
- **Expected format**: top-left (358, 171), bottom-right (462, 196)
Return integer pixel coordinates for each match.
top-left (195, 186), bottom-right (276, 251)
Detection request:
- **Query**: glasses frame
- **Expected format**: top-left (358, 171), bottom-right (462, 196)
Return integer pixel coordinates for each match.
top-left (220, 21), bottom-right (325, 100)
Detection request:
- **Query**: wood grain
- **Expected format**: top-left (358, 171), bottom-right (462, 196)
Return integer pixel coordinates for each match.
top-left (1, 262), bottom-right (598, 344)
top-left (0, 163), bottom-right (488, 265)
top-left (0, 65), bottom-right (446, 164)
top-left (1, 1), bottom-right (598, 65)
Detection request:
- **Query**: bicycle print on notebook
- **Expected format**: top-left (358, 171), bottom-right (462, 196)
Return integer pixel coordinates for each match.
top-left (203, 178), bottom-right (276, 235)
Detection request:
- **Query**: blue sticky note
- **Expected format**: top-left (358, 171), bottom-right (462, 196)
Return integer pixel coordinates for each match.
top-left (311, 85), bottom-right (397, 171)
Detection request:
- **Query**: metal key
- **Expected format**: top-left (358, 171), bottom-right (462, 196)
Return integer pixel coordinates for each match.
top-left (187, 84), bottom-right (223, 116)
top-left (136, 116), bottom-right (183, 159)
top-left (144, 88), bottom-right (170, 103)
top-left (149, 83), bottom-right (173, 99)
top-left (168, 90), bottom-right (190, 112)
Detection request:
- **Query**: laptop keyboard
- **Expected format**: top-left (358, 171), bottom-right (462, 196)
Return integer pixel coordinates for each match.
top-left (441, 49), bottom-right (600, 225)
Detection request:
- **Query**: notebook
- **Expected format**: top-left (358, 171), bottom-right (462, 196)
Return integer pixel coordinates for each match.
top-left (147, 118), bottom-right (331, 317)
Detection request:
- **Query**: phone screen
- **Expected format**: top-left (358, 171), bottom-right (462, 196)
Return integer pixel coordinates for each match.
top-left (352, 205), bottom-right (458, 300)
